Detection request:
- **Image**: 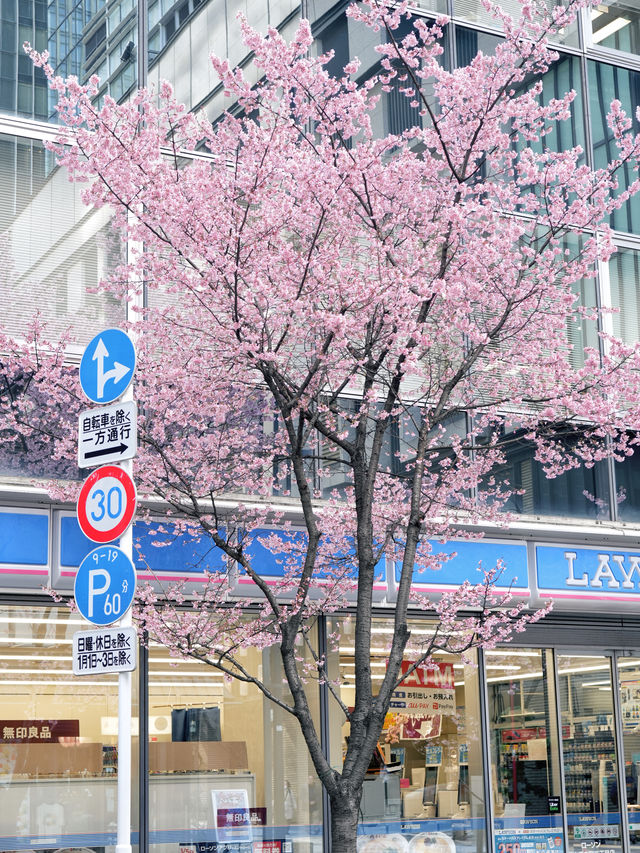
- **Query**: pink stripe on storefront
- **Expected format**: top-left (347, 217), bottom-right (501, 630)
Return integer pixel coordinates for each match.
top-left (539, 589), bottom-right (640, 602)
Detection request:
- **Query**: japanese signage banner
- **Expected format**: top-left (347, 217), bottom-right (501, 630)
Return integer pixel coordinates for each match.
top-left (390, 661), bottom-right (456, 716)
top-left (495, 828), bottom-right (564, 853)
top-left (0, 719), bottom-right (79, 743)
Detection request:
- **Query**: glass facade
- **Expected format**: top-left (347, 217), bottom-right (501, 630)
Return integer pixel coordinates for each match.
top-left (146, 637), bottom-right (322, 853)
top-left (4, 604), bottom-right (640, 853)
top-left (0, 604), bottom-right (124, 849)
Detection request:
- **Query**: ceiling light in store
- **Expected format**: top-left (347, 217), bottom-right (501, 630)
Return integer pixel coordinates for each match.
top-left (339, 647), bottom-right (391, 655)
top-left (0, 638), bottom-right (74, 646)
top-left (148, 682), bottom-right (224, 688)
top-left (484, 651), bottom-right (540, 658)
top-left (0, 679), bottom-right (115, 686)
top-left (0, 654), bottom-right (71, 661)
top-left (599, 686), bottom-right (612, 691)
top-left (582, 680), bottom-right (611, 687)
top-left (500, 710), bottom-right (540, 717)
top-left (592, 16), bottom-right (630, 42)
top-left (0, 616), bottom-right (85, 626)
top-left (150, 671), bottom-right (225, 678)
top-left (487, 671), bottom-right (543, 683)
top-left (558, 664), bottom-right (609, 675)
top-left (0, 668), bottom-right (76, 675)
top-left (486, 665), bottom-right (521, 670)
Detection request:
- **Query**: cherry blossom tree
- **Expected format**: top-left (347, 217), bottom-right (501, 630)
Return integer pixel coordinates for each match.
top-left (7, 0), bottom-right (640, 848)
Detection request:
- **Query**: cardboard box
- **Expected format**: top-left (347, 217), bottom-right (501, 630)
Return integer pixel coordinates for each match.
top-left (0, 743), bottom-right (102, 776)
top-left (149, 741), bottom-right (248, 772)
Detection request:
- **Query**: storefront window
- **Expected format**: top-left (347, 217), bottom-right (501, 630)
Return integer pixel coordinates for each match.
top-left (558, 653), bottom-right (622, 853)
top-left (328, 617), bottom-right (486, 853)
top-left (487, 649), bottom-right (564, 853)
top-left (147, 632), bottom-right (322, 853)
top-left (0, 603), bottom-right (125, 851)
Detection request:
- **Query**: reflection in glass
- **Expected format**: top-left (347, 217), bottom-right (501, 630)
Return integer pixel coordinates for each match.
top-left (478, 422), bottom-right (610, 519)
top-left (558, 654), bottom-right (623, 853)
top-left (589, 60), bottom-right (640, 234)
top-left (590, 3), bottom-right (640, 54)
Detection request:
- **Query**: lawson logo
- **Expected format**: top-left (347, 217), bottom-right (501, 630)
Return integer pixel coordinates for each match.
top-left (536, 545), bottom-right (640, 598)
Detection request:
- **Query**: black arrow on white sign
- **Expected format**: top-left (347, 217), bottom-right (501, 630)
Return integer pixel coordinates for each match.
top-left (85, 443), bottom-right (130, 460)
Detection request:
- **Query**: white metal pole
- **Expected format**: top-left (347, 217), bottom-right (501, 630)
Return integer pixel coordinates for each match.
top-left (116, 395), bottom-right (134, 853)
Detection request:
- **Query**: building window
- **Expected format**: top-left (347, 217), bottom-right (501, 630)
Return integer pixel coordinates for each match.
top-left (589, 2), bottom-right (640, 54)
top-left (588, 60), bottom-right (640, 235)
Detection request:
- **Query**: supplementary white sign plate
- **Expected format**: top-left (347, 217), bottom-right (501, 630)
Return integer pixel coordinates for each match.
top-left (78, 400), bottom-right (137, 468)
top-left (72, 626), bottom-right (137, 675)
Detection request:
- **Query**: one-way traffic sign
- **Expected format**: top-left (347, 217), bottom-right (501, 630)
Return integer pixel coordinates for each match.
top-left (79, 328), bottom-right (136, 404)
top-left (78, 400), bottom-right (137, 468)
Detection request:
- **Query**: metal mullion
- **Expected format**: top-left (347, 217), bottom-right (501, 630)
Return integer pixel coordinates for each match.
top-left (138, 632), bottom-right (149, 853)
top-left (552, 649), bottom-right (570, 851)
top-left (611, 652), bottom-right (631, 853)
top-left (478, 647), bottom-right (495, 853)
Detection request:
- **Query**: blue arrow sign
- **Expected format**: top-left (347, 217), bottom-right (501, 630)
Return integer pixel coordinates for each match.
top-left (79, 329), bottom-right (136, 404)
top-left (74, 545), bottom-right (136, 626)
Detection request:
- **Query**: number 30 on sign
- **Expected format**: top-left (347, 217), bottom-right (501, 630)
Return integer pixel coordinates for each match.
top-left (77, 464), bottom-right (137, 543)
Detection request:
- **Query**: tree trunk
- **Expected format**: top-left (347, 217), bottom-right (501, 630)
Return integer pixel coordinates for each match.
top-left (329, 786), bottom-right (361, 853)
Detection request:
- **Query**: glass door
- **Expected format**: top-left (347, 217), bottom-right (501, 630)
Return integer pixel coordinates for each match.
top-left (558, 652), bottom-right (623, 853)
top-left (616, 653), bottom-right (640, 853)
top-left (487, 648), bottom-right (565, 853)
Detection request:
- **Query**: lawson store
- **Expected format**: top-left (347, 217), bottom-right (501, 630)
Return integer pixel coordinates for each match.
top-left (1, 505), bottom-right (640, 853)
top-left (0, 504), bottom-right (640, 853)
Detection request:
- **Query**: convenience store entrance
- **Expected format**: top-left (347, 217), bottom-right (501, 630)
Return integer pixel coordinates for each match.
top-left (488, 648), bottom-right (640, 853)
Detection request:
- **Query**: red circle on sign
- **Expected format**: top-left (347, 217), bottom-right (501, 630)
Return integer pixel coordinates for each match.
top-left (77, 464), bottom-right (137, 544)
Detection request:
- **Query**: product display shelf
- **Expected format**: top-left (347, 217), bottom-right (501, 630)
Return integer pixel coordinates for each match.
top-left (563, 731), bottom-right (615, 814)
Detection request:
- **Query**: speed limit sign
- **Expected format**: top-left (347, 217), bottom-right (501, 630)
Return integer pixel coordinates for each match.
top-left (77, 464), bottom-right (137, 544)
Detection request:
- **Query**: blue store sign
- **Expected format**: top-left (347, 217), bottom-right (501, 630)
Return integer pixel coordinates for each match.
top-left (536, 544), bottom-right (640, 601)
top-left (397, 539), bottom-right (529, 592)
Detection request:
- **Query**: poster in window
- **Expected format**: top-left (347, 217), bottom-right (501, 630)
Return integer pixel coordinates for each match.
top-left (211, 789), bottom-right (252, 843)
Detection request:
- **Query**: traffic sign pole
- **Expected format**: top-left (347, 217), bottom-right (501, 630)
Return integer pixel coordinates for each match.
top-left (116, 382), bottom-right (134, 853)
top-left (78, 329), bottom-right (138, 853)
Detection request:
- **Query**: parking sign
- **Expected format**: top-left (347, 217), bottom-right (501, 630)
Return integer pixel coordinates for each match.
top-left (74, 545), bottom-right (136, 626)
